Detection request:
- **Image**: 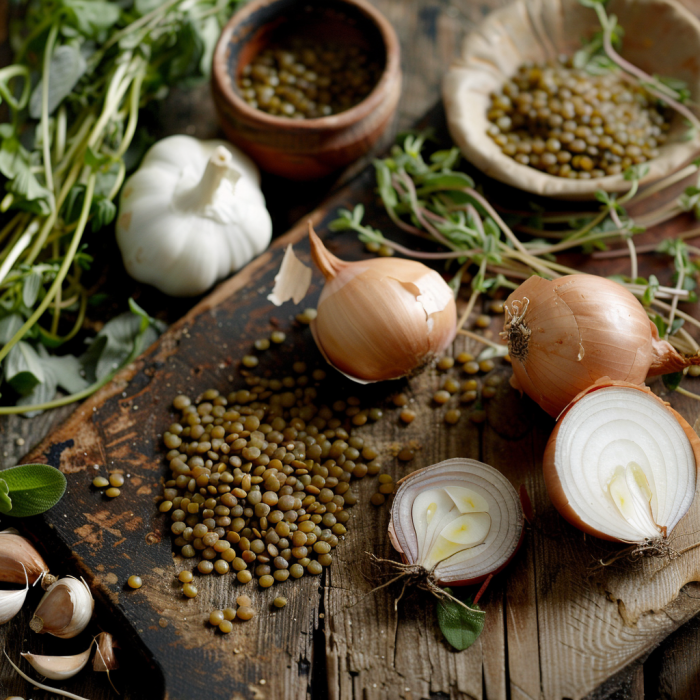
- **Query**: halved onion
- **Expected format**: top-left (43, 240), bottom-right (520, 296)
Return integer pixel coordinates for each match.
top-left (389, 458), bottom-right (524, 586)
top-left (543, 378), bottom-right (700, 543)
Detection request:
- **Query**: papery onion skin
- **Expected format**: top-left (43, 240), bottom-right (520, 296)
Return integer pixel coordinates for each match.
top-left (543, 378), bottom-right (700, 542)
top-left (389, 459), bottom-right (524, 586)
top-left (504, 274), bottom-right (700, 418)
top-left (308, 227), bottom-right (457, 382)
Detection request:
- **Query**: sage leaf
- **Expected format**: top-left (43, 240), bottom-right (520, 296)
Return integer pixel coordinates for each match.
top-left (0, 464), bottom-right (66, 517)
top-left (436, 588), bottom-right (485, 651)
top-left (6, 341), bottom-right (44, 396)
top-left (0, 478), bottom-right (12, 514)
top-left (29, 44), bottom-right (87, 119)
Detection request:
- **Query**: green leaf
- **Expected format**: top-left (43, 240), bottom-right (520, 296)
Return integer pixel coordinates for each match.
top-left (652, 314), bottom-right (668, 337)
top-left (82, 300), bottom-right (165, 382)
top-left (90, 197), bottom-right (116, 232)
top-left (0, 478), bottom-right (11, 514)
top-left (0, 314), bottom-right (24, 344)
top-left (60, 0), bottom-right (121, 38)
top-left (29, 44), bottom-right (87, 119)
top-left (436, 587), bottom-right (485, 651)
top-left (642, 274), bottom-right (659, 306)
top-left (22, 270), bottom-right (42, 308)
top-left (5, 341), bottom-right (45, 395)
top-left (0, 464), bottom-right (66, 517)
top-left (663, 372), bottom-right (683, 392)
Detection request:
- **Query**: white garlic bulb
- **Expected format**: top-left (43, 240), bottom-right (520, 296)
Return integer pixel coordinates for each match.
top-left (116, 135), bottom-right (272, 297)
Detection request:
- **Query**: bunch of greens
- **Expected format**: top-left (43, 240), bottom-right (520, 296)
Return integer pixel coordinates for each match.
top-left (0, 0), bottom-right (241, 415)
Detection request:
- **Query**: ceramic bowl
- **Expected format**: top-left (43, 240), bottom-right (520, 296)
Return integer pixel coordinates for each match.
top-left (212, 0), bottom-right (401, 180)
top-left (443, 0), bottom-right (700, 199)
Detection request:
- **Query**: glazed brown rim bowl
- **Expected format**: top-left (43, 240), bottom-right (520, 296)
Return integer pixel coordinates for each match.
top-left (212, 0), bottom-right (402, 180)
top-left (443, 0), bottom-right (700, 200)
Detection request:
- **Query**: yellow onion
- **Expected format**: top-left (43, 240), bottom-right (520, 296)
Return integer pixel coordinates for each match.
top-left (543, 378), bottom-right (700, 543)
top-left (308, 226), bottom-right (457, 382)
top-left (502, 274), bottom-right (700, 417)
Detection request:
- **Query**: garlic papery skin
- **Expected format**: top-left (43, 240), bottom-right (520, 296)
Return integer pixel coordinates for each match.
top-left (0, 562), bottom-right (29, 625)
top-left (543, 379), bottom-right (700, 543)
top-left (502, 274), bottom-right (700, 418)
top-left (93, 631), bottom-right (119, 672)
top-left (22, 642), bottom-right (93, 680)
top-left (116, 135), bottom-right (272, 297)
top-left (0, 528), bottom-right (48, 585)
top-left (307, 226), bottom-right (457, 383)
top-left (389, 459), bottom-right (524, 586)
top-left (30, 576), bottom-right (94, 639)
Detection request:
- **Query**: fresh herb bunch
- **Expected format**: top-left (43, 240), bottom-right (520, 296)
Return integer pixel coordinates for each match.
top-left (331, 132), bottom-right (700, 396)
top-left (0, 0), bottom-right (241, 415)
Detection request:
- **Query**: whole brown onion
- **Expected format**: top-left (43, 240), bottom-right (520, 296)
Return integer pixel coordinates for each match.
top-left (502, 274), bottom-right (700, 418)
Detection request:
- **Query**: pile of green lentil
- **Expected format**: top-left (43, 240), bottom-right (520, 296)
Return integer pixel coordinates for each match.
top-left (238, 39), bottom-right (381, 119)
top-left (486, 58), bottom-right (671, 178)
top-left (160, 365), bottom-right (386, 592)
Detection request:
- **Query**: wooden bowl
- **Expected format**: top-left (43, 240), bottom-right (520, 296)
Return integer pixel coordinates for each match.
top-left (212, 0), bottom-right (402, 180)
top-left (443, 0), bottom-right (700, 199)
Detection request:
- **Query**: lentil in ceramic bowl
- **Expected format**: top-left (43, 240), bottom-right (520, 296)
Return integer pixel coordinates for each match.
top-left (443, 0), bottom-right (700, 199)
top-left (212, 0), bottom-right (401, 180)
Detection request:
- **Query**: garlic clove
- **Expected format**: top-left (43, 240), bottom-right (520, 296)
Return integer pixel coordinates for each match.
top-left (411, 488), bottom-right (454, 560)
top-left (439, 512), bottom-right (492, 546)
top-left (0, 563), bottom-right (29, 625)
top-left (93, 631), bottom-right (119, 672)
top-left (22, 642), bottom-right (93, 680)
top-left (0, 529), bottom-right (49, 585)
top-left (30, 576), bottom-right (94, 639)
top-left (444, 486), bottom-right (490, 514)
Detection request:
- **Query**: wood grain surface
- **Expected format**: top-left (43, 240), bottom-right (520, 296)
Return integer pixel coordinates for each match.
top-left (3, 1), bottom-right (700, 699)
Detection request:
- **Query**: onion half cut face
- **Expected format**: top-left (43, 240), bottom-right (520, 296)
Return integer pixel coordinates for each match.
top-left (389, 459), bottom-right (524, 586)
top-left (544, 381), bottom-right (700, 543)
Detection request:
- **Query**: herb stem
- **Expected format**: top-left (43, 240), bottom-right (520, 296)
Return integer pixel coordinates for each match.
top-left (674, 387), bottom-right (700, 402)
top-left (457, 329), bottom-right (504, 350)
top-left (457, 290), bottom-right (480, 333)
top-left (41, 23), bottom-right (60, 203)
top-left (665, 253), bottom-right (685, 339)
top-left (632, 163), bottom-right (698, 204)
top-left (0, 175), bottom-right (96, 366)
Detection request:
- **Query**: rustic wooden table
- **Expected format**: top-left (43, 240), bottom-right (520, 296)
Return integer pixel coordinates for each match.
top-left (2, 0), bottom-right (700, 698)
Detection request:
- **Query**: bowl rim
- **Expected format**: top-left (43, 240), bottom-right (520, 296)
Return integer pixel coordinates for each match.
top-left (442, 0), bottom-right (700, 199)
top-left (212, 0), bottom-right (401, 132)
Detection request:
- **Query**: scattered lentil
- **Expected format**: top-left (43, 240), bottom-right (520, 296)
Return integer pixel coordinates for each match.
top-left (105, 487), bottom-right (120, 498)
top-left (92, 476), bottom-right (109, 488)
top-left (273, 596), bottom-right (288, 608)
top-left (127, 575), bottom-right (142, 589)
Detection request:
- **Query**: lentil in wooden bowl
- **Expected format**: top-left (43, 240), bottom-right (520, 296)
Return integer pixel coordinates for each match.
top-left (443, 0), bottom-right (700, 199)
top-left (212, 0), bottom-right (401, 180)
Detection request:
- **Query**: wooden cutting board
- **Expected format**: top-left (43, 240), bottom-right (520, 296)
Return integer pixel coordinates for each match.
top-left (14, 105), bottom-right (700, 700)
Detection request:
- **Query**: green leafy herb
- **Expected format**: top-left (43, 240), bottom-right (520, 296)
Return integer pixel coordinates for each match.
top-left (0, 464), bottom-right (67, 517)
top-left (0, 0), bottom-right (242, 414)
top-left (436, 587), bottom-right (485, 651)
